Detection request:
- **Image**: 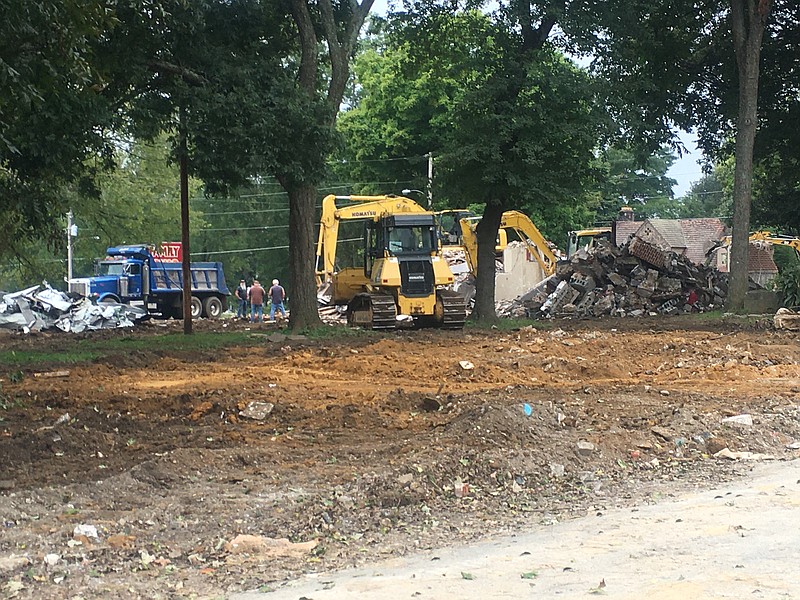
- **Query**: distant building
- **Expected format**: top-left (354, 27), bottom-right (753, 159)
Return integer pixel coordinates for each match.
top-left (708, 242), bottom-right (779, 288)
top-left (610, 209), bottom-right (779, 285)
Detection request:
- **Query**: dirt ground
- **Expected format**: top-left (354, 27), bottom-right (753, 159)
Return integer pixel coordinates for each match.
top-left (1, 315), bottom-right (799, 599)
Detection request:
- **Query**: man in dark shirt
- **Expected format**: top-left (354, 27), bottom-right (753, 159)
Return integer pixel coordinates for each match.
top-left (248, 280), bottom-right (266, 323)
top-left (235, 279), bottom-right (248, 319)
top-left (268, 279), bottom-right (287, 322)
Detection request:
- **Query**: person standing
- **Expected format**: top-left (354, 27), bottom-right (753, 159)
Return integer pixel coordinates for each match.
top-left (235, 279), bottom-right (248, 319)
top-left (268, 279), bottom-right (287, 322)
top-left (248, 279), bottom-right (266, 323)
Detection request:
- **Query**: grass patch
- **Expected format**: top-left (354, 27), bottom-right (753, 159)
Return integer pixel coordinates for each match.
top-left (0, 349), bottom-right (103, 366)
top-left (0, 331), bottom-right (259, 369)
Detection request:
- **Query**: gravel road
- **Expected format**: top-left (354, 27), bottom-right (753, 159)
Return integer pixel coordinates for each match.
top-left (235, 459), bottom-right (800, 600)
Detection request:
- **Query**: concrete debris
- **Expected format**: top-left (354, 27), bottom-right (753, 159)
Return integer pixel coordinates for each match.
top-left (774, 308), bottom-right (800, 331)
top-left (721, 414), bottom-right (754, 427)
top-left (0, 282), bottom-right (147, 333)
top-left (239, 401), bottom-right (274, 421)
top-left (497, 238), bottom-right (731, 319)
top-left (713, 448), bottom-right (775, 461)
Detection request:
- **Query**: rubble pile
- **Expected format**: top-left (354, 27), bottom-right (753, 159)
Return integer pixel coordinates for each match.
top-left (498, 238), bottom-right (729, 319)
top-left (0, 283), bottom-right (148, 333)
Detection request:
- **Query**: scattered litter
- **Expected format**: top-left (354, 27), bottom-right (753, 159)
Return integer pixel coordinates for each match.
top-left (453, 479), bottom-right (470, 498)
top-left (721, 414), bottom-right (753, 426)
top-left (459, 360), bottom-right (475, 370)
top-left (43, 554), bottom-right (60, 567)
top-left (239, 402), bottom-right (275, 421)
top-left (522, 403), bottom-right (533, 416)
top-left (0, 282), bottom-right (148, 333)
top-left (73, 524), bottom-right (99, 539)
top-left (54, 413), bottom-right (71, 426)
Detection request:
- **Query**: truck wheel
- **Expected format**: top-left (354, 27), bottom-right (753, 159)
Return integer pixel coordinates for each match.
top-left (202, 296), bottom-right (223, 319)
top-left (190, 296), bottom-right (203, 319)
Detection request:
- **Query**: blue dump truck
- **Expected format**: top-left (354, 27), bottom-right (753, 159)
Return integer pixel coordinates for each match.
top-left (68, 244), bottom-right (229, 319)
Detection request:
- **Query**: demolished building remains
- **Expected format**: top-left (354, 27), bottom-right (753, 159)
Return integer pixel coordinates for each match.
top-left (498, 237), bottom-right (732, 319)
top-left (0, 283), bottom-right (148, 333)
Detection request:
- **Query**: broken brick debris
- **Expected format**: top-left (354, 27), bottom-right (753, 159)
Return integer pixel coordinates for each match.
top-left (498, 238), bottom-right (732, 319)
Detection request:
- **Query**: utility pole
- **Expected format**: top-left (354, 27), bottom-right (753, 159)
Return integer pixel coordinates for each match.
top-left (426, 152), bottom-right (434, 209)
top-left (66, 210), bottom-right (77, 282)
top-left (179, 107), bottom-right (192, 335)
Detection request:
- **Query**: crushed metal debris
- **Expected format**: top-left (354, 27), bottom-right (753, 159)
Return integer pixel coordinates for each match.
top-left (0, 282), bottom-right (148, 333)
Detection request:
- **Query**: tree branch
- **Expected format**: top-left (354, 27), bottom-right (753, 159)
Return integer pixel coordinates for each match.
top-left (148, 60), bottom-right (207, 86)
top-left (289, 0), bottom-right (318, 92)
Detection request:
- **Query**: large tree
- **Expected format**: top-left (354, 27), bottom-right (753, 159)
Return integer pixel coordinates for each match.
top-left (0, 0), bottom-right (115, 258)
top-left (727, 0), bottom-right (773, 310)
top-left (273, 0), bottom-right (375, 330)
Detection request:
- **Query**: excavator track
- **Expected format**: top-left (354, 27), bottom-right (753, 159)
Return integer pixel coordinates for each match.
top-left (347, 293), bottom-right (397, 330)
top-left (437, 290), bottom-right (467, 329)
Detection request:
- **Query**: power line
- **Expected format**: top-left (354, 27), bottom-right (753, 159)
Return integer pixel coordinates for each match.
top-left (199, 224), bottom-right (289, 232)
top-left (191, 237), bottom-right (362, 257)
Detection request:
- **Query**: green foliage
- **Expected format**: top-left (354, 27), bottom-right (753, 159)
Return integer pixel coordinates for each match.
top-left (593, 147), bottom-right (678, 221)
top-left (335, 12), bottom-right (604, 248)
top-left (771, 263), bottom-right (800, 307)
top-left (0, 0), bottom-right (117, 256)
top-left (678, 171), bottom-right (731, 220)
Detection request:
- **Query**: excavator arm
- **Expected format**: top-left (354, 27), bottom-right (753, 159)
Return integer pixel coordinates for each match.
top-left (457, 210), bottom-right (558, 277)
top-left (716, 231), bottom-right (800, 254)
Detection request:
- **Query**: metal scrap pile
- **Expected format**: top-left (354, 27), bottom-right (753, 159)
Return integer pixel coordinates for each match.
top-left (498, 238), bottom-right (729, 319)
top-left (0, 283), bottom-right (147, 333)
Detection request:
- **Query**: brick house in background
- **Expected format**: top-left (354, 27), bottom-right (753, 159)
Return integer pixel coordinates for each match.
top-left (708, 241), bottom-right (779, 288)
top-left (612, 210), bottom-right (779, 286)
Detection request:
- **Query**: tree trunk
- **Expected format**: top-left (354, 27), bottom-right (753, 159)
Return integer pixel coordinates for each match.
top-left (281, 0), bottom-right (373, 332)
top-left (727, 0), bottom-right (772, 311)
top-left (286, 182), bottom-right (321, 331)
top-left (472, 202), bottom-right (504, 322)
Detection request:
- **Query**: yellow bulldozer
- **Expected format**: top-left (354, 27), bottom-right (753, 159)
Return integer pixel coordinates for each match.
top-left (315, 194), bottom-right (466, 329)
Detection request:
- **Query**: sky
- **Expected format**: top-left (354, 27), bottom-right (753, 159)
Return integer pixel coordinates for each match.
top-left (667, 131), bottom-right (704, 197)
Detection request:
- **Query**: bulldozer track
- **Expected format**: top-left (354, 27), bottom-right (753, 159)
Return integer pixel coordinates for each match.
top-left (347, 293), bottom-right (397, 330)
top-left (438, 290), bottom-right (467, 329)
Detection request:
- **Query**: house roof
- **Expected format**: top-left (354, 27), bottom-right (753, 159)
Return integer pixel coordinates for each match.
top-left (748, 243), bottom-right (779, 273)
top-left (648, 219), bottom-right (687, 249)
top-left (621, 217), bottom-right (729, 265)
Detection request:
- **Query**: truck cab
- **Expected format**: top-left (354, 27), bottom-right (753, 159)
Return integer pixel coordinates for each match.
top-left (69, 245), bottom-right (229, 319)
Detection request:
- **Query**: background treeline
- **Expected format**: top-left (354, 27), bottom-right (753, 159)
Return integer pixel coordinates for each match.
top-left (0, 0), bottom-right (797, 311)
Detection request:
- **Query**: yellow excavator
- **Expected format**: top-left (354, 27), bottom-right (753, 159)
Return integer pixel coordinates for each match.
top-left (437, 209), bottom-right (558, 277)
top-left (717, 231), bottom-right (800, 254)
top-left (566, 227), bottom-right (612, 258)
top-left (315, 194), bottom-right (466, 329)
